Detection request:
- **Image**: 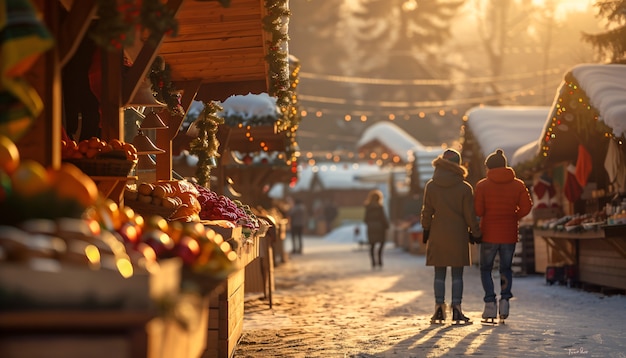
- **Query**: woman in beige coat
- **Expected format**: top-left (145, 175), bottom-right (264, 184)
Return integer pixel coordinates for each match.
top-left (421, 149), bottom-right (482, 324)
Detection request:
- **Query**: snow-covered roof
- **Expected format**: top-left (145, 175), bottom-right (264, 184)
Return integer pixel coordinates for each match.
top-left (356, 121), bottom-right (442, 186)
top-left (289, 162), bottom-right (382, 192)
top-left (512, 64), bottom-right (626, 169)
top-left (218, 92), bottom-right (281, 120)
top-left (465, 106), bottom-right (550, 160)
top-left (511, 139), bottom-right (539, 167)
top-left (357, 122), bottom-right (426, 162)
top-left (571, 64), bottom-right (626, 137)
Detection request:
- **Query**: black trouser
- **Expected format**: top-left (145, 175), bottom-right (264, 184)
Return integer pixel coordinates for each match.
top-left (291, 226), bottom-right (303, 253)
top-left (370, 241), bottom-right (384, 267)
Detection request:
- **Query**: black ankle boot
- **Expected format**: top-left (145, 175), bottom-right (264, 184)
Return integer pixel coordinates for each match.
top-left (430, 303), bottom-right (446, 324)
top-left (452, 304), bottom-right (471, 324)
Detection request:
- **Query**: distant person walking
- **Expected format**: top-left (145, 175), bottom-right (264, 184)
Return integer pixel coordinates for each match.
top-left (421, 149), bottom-right (482, 324)
top-left (363, 189), bottom-right (389, 269)
top-left (288, 198), bottom-right (307, 254)
top-left (323, 199), bottom-right (338, 234)
top-left (474, 149), bottom-right (533, 323)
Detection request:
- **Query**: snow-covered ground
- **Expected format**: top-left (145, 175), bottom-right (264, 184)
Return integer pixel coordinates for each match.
top-left (237, 235), bottom-right (626, 357)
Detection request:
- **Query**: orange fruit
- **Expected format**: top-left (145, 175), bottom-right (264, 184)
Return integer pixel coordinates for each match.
top-left (109, 139), bottom-right (124, 150)
top-left (0, 135), bottom-right (20, 174)
top-left (11, 160), bottom-right (51, 197)
top-left (52, 163), bottom-right (99, 207)
top-left (88, 137), bottom-right (102, 149)
top-left (78, 140), bottom-right (89, 154)
top-left (85, 148), bottom-right (99, 159)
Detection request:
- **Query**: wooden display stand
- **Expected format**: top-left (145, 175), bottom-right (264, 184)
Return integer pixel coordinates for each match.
top-left (0, 310), bottom-right (153, 358)
top-left (534, 227), bottom-right (626, 290)
top-left (202, 231), bottom-right (263, 358)
top-left (205, 268), bottom-right (245, 358)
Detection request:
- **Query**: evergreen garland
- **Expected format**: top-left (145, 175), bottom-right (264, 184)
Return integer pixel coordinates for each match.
top-left (149, 56), bottom-right (184, 116)
top-left (90, 0), bottom-right (178, 51)
top-left (263, 0), bottom-right (295, 132)
top-left (189, 101), bottom-right (224, 188)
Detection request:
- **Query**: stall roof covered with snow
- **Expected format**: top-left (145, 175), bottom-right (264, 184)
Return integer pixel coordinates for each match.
top-left (289, 162), bottom-right (382, 193)
top-left (512, 64), bottom-right (626, 183)
top-left (463, 106), bottom-right (550, 160)
top-left (461, 106), bottom-right (550, 184)
top-left (356, 122), bottom-right (442, 189)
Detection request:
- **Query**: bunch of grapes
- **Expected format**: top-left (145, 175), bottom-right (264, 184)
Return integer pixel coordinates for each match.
top-left (194, 184), bottom-right (258, 229)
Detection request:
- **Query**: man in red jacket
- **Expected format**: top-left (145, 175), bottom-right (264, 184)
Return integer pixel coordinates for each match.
top-left (474, 149), bottom-right (533, 323)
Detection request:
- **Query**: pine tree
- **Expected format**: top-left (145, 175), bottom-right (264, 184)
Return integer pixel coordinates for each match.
top-left (581, 1), bottom-right (626, 63)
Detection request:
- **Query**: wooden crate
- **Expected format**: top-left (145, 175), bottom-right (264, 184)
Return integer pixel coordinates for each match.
top-left (203, 268), bottom-right (245, 358)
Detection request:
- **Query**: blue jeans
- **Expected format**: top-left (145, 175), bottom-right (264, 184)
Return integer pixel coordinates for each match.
top-left (480, 243), bottom-right (516, 302)
top-left (434, 266), bottom-right (464, 305)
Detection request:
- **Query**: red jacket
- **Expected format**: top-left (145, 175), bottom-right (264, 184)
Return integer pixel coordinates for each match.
top-left (474, 167), bottom-right (533, 244)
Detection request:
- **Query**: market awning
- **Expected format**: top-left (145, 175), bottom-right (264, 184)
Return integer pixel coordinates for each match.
top-left (512, 64), bottom-right (626, 176)
top-left (461, 106), bottom-right (550, 184)
top-left (463, 106), bottom-right (550, 161)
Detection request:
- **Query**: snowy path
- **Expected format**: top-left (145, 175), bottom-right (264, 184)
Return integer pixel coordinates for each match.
top-left (234, 237), bottom-right (626, 357)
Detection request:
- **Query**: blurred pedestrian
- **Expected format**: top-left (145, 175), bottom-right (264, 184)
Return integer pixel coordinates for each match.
top-left (363, 189), bottom-right (389, 269)
top-left (288, 198), bottom-right (307, 254)
top-left (421, 148), bottom-right (482, 324)
top-left (323, 199), bottom-right (338, 234)
top-left (474, 149), bottom-right (532, 323)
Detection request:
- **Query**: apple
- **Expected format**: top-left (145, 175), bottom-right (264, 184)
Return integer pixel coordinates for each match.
top-left (117, 222), bottom-right (140, 245)
top-left (174, 235), bottom-right (201, 265)
top-left (142, 229), bottom-right (175, 257)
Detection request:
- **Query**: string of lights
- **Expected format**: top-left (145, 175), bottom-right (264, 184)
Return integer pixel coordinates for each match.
top-left (298, 78), bottom-right (563, 119)
top-left (298, 67), bottom-right (566, 86)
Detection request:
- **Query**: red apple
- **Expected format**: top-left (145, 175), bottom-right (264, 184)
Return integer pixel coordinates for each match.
top-left (117, 222), bottom-right (140, 245)
top-left (174, 235), bottom-right (201, 265)
top-left (142, 229), bottom-right (175, 257)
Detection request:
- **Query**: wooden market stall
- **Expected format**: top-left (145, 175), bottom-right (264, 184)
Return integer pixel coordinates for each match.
top-left (512, 64), bottom-right (626, 292)
top-left (460, 106), bottom-right (550, 273)
top-left (355, 121), bottom-right (441, 254)
top-left (1, 1), bottom-right (295, 358)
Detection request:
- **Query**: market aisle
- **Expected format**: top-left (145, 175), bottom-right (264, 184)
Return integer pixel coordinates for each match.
top-left (233, 236), bottom-right (626, 358)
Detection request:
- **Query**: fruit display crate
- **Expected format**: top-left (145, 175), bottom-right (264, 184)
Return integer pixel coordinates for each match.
top-left (0, 258), bottom-right (182, 311)
top-left (125, 200), bottom-right (178, 220)
top-left (205, 268), bottom-right (245, 358)
top-left (63, 158), bottom-right (136, 177)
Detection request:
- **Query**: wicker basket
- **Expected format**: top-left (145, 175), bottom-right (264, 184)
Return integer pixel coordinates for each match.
top-left (125, 200), bottom-right (178, 219)
top-left (64, 158), bottom-right (136, 177)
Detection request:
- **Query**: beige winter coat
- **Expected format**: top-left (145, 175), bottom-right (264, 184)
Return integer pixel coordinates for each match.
top-left (420, 157), bottom-right (482, 267)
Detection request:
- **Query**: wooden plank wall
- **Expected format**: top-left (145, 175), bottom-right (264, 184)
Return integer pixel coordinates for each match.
top-left (204, 268), bottom-right (245, 358)
top-left (579, 240), bottom-right (626, 290)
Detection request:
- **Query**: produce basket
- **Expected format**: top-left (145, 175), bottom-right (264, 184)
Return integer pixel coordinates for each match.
top-left (63, 158), bottom-right (136, 177)
top-left (125, 200), bottom-right (178, 220)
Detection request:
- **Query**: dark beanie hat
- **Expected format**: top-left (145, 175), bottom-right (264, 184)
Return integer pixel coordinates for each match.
top-left (442, 148), bottom-right (461, 165)
top-left (485, 149), bottom-right (507, 169)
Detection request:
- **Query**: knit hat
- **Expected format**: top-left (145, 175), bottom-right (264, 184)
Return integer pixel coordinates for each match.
top-left (442, 149), bottom-right (461, 165)
top-left (485, 149), bottom-right (507, 169)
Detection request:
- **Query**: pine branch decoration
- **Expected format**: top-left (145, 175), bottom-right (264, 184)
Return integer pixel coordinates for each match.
top-left (91, 0), bottom-right (178, 51)
top-left (149, 56), bottom-right (184, 116)
top-left (263, 0), bottom-right (294, 132)
top-left (189, 101), bottom-right (224, 188)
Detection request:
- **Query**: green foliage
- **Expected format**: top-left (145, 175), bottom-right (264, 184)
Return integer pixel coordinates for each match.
top-left (149, 56), bottom-right (183, 116)
top-left (90, 0), bottom-right (178, 51)
top-left (189, 102), bottom-right (224, 188)
top-left (581, 0), bottom-right (626, 62)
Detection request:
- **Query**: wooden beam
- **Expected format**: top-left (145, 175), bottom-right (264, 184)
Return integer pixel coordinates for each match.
top-left (154, 79), bottom-right (201, 181)
top-left (122, 0), bottom-right (184, 106)
top-left (58, 0), bottom-right (97, 67)
top-left (100, 50), bottom-right (124, 141)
